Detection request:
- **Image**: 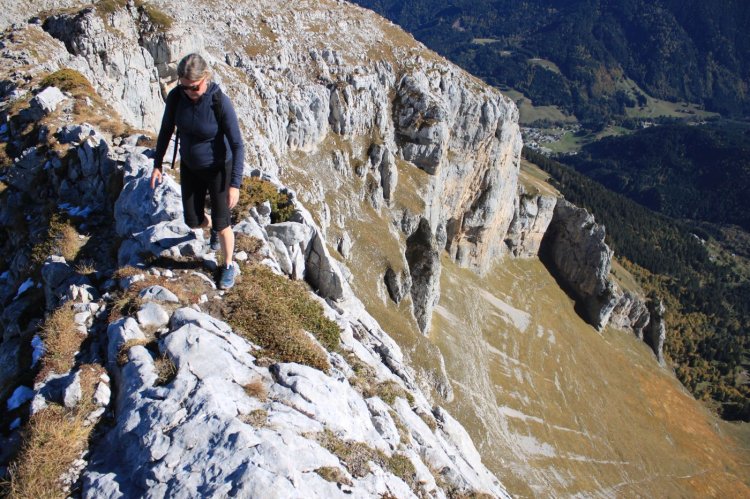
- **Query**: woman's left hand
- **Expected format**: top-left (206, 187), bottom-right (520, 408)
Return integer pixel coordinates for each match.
top-left (227, 186), bottom-right (240, 210)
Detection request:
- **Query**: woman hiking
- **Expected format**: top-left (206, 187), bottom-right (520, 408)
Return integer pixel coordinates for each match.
top-left (150, 53), bottom-right (244, 290)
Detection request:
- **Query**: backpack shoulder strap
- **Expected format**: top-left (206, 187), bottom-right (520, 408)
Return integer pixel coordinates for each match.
top-left (167, 88), bottom-right (181, 169)
top-left (211, 87), bottom-right (225, 130)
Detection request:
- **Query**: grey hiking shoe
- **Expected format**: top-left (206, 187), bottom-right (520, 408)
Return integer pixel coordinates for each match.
top-left (209, 229), bottom-right (220, 251)
top-left (219, 262), bottom-right (237, 290)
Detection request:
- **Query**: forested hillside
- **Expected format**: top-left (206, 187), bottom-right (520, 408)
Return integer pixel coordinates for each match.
top-left (353, 0), bottom-right (750, 127)
top-left (565, 121), bottom-right (750, 231)
top-left (525, 148), bottom-right (750, 420)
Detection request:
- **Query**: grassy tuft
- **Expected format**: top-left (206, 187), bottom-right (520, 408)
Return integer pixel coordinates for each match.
top-left (389, 409), bottom-right (412, 445)
top-left (345, 353), bottom-right (415, 406)
top-left (235, 177), bottom-right (295, 223)
top-left (73, 260), bottom-right (97, 276)
top-left (223, 264), bottom-right (340, 372)
top-left (234, 234), bottom-right (265, 257)
top-left (134, 1), bottom-right (173, 30)
top-left (315, 466), bottom-right (352, 486)
top-left (154, 354), bottom-right (177, 386)
top-left (95, 0), bottom-right (128, 17)
top-left (317, 429), bottom-right (383, 478)
top-left (112, 266), bottom-right (144, 280)
top-left (38, 304), bottom-right (85, 378)
top-left (116, 338), bottom-right (149, 366)
top-left (316, 430), bottom-right (420, 493)
top-left (40, 69), bottom-right (94, 95)
top-left (369, 380), bottom-right (414, 406)
top-left (108, 292), bottom-right (144, 325)
top-left (243, 379), bottom-right (268, 401)
top-left (386, 453), bottom-right (418, 492)
top-left (418, 409), bottom-right (438, 432)
top-left (39, 68), bottom-right (127, 137)
top-left (242, 409), bottom-right (268, 427)
top-left (30, 213), bottom-right (82, 267)
top-left (6, 364), bottom-right (103, 497)
top-left (6, 405), bottom-right (90, 497)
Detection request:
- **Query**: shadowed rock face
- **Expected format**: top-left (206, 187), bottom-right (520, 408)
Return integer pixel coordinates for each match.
top-left (406, 218), bottom-right (441, 334)
top-left (646, 297), bottom-right (667, 366)
top-left (541, 199), bottom-right (619, 330)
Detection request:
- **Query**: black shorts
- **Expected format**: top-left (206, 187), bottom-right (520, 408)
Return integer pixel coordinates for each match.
top-left (180, 161), bottom-right (232, 232)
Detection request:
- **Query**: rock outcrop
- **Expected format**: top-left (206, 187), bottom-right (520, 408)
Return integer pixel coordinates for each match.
top-left (539, 200), bottom-right (660, 360)
top-left (504, 189), bottom-right (557, 257)
top-left (645, 297), bottom-right (667, 366)
top-left (405, 218), bottom-right (441, 334)
top-left (541, 199), bottom-right (618, 329)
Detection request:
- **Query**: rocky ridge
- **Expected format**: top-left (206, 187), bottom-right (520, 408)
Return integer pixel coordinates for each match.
top-left (0, 81), bottom-right (509, 497)
top-left (0, 0), bottom-right (666, 495)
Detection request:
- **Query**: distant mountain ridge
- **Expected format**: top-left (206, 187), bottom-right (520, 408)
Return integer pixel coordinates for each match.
top-left (352, 0), bottom-right (750, 124)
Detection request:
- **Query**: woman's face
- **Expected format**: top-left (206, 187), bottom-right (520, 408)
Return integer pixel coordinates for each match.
top-left (178, 77), bottom-right (207, 101)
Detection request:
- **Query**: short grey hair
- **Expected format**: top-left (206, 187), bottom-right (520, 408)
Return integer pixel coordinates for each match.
top-left (177, 53), bottom-right (211, 81)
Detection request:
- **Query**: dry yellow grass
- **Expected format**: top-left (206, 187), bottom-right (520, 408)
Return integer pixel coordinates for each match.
top-left (223, 264), bottom-right (339, 373)
top-left (243, 379), bottom-right (268, 401)
top-left (116, 338), bottom-right (149, 366)
top-left (37, 305), bottom-right (85, 379)
top-left (7, 363), bottom-right (104, 498)
top-left (153, 354), bottom-right (177, 386)
top-left (6, 405), bottom-right (90, 498)
top-left (242, 409), bottom-right (268, 427)
top-left (315, 466), bottom-right (352, 486)
top-left (31, 214), bottom-right (82, 267)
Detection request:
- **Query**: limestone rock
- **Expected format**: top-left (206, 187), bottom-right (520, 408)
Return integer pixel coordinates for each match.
top-left (114, 152), bottom-right (184, 238)
top-left (136, 302), bottom-right (170, 329)
top-left (42, 7), bottom-right (164, 130)
top-left (29, 86), bottom-right (66, 117)
top-left (406, 219), bottom-right (441, 334)
top-left (541, 200), bottom-right (617, 330)
top-left (139, 285), bottom-right (180, 303)
top-left (505, 191), bottom-right (557, 257)
top-left (609, 288), bottom-right (651, 339)
top-left (645, 297), bottom-right (667, 366)
top-left (384, 266), bottom-right (412, 304)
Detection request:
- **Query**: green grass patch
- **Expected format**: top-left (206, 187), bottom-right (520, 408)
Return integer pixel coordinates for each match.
top-left (316, 429), bottom-right (419, 490)
top-left (236, 177), bottom-right (295, 223)
top-left (314, 466), bottom-right (352, 486)
top-left (223, 264), bottom-right (340, 372)
top-left (135, 1), bottom-right (173, 30)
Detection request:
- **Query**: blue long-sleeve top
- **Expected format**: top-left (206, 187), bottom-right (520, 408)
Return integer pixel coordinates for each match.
top-left (153, 82), bottom-right (245, 188)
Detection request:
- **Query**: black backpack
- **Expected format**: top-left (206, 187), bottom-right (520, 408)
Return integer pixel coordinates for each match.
top-left (169, 86), bottom-right (225, 169)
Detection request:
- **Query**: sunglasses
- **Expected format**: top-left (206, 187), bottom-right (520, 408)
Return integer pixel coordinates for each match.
top-left (178, 79), bottom-right (203, 92)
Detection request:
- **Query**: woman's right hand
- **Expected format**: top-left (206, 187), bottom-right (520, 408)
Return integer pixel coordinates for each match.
top-left (150, 169), bottom-right (163, 190)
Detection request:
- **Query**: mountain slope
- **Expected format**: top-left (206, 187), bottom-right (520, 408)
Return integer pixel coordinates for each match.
top-left (0, 0), bottom-right (748, 497)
